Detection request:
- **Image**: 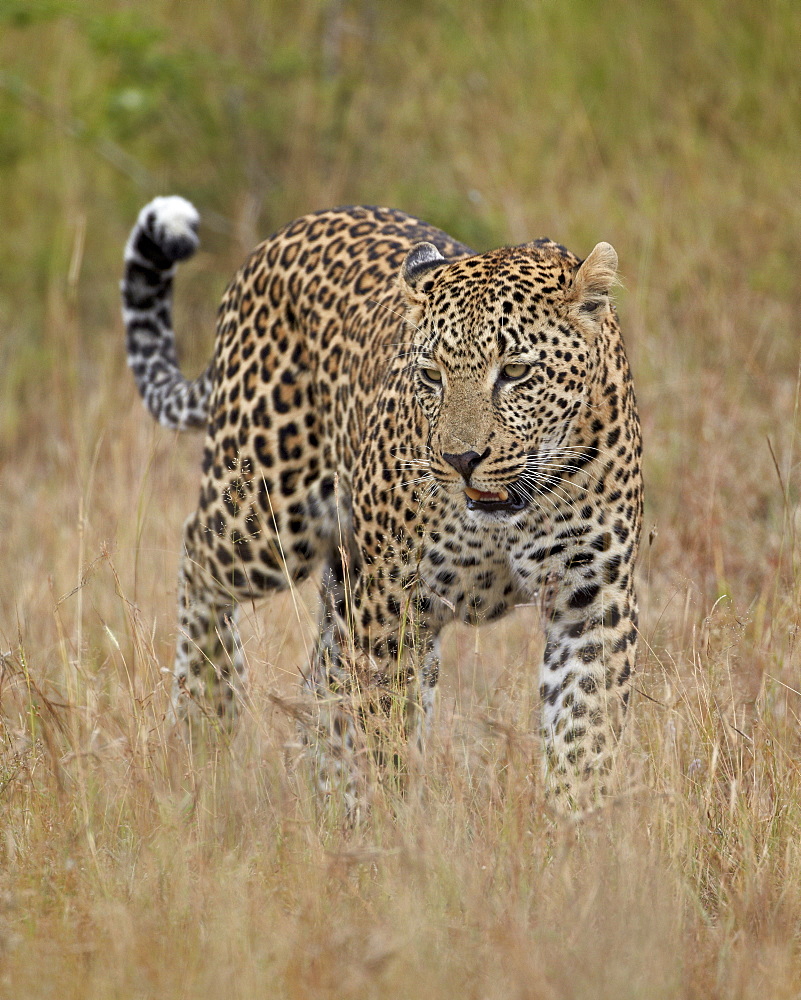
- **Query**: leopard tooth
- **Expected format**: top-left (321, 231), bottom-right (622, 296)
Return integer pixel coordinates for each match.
top-left (464, 486), bottom-right (510, 502)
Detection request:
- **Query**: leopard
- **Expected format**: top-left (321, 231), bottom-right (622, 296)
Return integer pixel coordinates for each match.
top-left (121, 195), bottom-right (643, 813)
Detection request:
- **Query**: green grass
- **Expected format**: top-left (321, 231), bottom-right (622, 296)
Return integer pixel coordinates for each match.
top-left (1, 1), bottom-right (801, 996)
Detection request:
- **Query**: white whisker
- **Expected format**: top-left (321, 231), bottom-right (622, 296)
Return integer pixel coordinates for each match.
top-left (391, 475), bottom-right (435, 492)
top-left (366, 297), bottom-right (422, 335)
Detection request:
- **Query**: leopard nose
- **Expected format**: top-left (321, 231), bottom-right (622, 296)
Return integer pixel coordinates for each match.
top-left (442, 448), bottom-right (489, 480)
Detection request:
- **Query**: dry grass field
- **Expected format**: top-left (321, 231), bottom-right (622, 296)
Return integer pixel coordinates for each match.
top-left (1, 1), bottom-right (801, 996)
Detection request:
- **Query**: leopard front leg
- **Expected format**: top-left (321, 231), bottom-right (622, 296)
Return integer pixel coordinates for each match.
top-left (301, 557), bottom-right (364, 818)
top-left (304, 563), bottom-right (439, 821)
top-left (538, 570), bottom-right (638, 810)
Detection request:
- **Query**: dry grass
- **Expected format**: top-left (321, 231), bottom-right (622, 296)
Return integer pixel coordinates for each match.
top-left (2, 1), bottom-right (801, 996)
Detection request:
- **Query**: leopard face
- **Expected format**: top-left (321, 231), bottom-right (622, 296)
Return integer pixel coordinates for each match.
top-left (404, 243), bottom-right (606, 523)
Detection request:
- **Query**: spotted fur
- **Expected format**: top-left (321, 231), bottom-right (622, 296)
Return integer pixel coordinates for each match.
top-left (121, 197), bottom-right (643, 812)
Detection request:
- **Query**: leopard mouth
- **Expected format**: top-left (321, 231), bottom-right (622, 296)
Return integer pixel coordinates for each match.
top-left (464, 484), bottom-right (527, 514)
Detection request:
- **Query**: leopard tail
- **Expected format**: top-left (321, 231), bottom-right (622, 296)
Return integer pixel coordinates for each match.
top-left (121, 196), bottom-right (212, 431)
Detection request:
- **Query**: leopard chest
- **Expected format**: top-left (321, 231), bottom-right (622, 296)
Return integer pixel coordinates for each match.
top-left (414, 505), bottom-right (540, 628)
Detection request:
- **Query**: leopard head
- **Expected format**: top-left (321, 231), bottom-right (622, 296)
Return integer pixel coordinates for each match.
top-left (398, 238), bottom-right (619, 516)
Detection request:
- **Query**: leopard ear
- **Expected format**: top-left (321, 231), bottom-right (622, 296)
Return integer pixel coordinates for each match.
top-left (567, 242), bottom-right (619, 323)
top-left (398, 242), bottom-right (448, 305)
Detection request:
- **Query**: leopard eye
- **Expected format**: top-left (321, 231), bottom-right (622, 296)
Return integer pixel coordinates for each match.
top-left (501, 362), bottom-right (530, 380)
top-left (421, 367), bottom-right (443, 384)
